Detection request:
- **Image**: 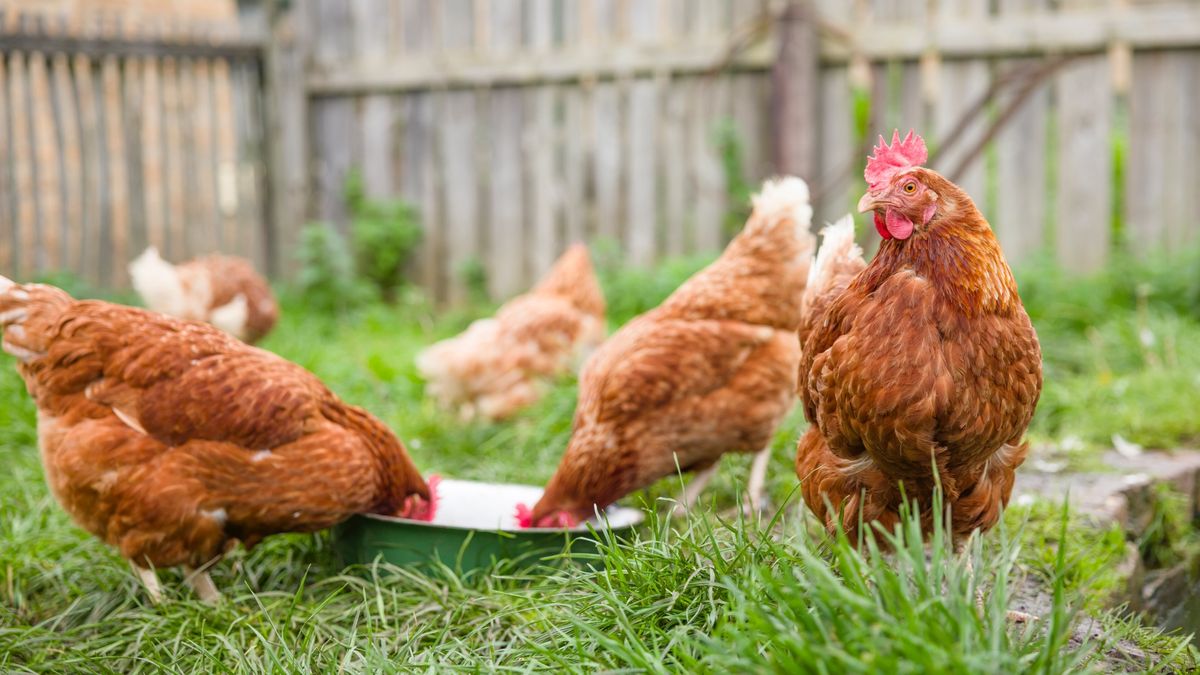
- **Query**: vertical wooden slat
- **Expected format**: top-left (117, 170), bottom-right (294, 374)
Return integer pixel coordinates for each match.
top-left (264, 0), bottom-right (310, 276)
top-left (815, 67), bottom-right (853, 228)
top-left (409, 93), bottom-right (442, 298)
top-left (122, 55), bottom-right (147, 265)
top-left (625, 0), bottom-right (660, 266)
top-left (9, 50), bottom-right (35, 278)
top-left (730, 0), bottom-right (766, 183)
top-left (657, 0), bottom-right (685, 256)
top-left (399, 0), bottom-right (441, 297)
top-left (689, 74), bottom-right (729, 253)
top-left (687, 0), bottom-right (729, 253)
top-left (626, 76), bottom-right (659, 265)
top-left (30, 49), bottom-right (61, 273)
top-left (591, 81), bottom-right (622, 245)
top-left (932, 0), bottom-right (988, 203)
top-left (160, 56), bottom-right (186, 263)
top-left (74, 53), bottom-right (102, 285)
top-left (355, 0), bottom-right (396, 199)
top-left (192, 58), bottom-right (219, 254)
top-left (440, 0), bottom-right (481, 302)
top-left (1054, 1), bottom-right (1112, 272)
top-left (0, 51), bottom-right (12, 273)
top-left (487, 0), bottom-right (526, 298)
top-left (560, 0), bottom-right (588, 248)
top-left (588, 0), bottom-right (621, 245)
top-left (1178, 54), bottom-right (1200, 250)
top-left (1126, 51), bottom-right (1191, 254)
top-left (211, 58), bottom-right (239, 257)
top-left (139, 56), bottom-right (165, 253)
top-left (101, 53), bottom-right (128, 286)
top-left (993, 0), bottom-right (1049, 265)
top-left (527, 0), bottom-right (559, 281)
top-left (251, 67), bottom-right (271, 268)
top-left (661, 78), bottom-right (688, 256)
top-left (176, 57), bottom-right (203, 259)
top-left (233, 64), bottom-right (268, 269)
top-left (53, 51), bottom-right (84, 273)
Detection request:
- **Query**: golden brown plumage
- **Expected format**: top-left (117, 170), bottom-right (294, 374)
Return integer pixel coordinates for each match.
top-left (416, 244), bottom-right (606, 421)
top-left (129, 247), bottom-right (279, 343)
top-left (0, 279), bottom-right (429, 599)
top-left (795, 132), bottom-right (1042, 543)
top-left (523, 178), bottom-right (815, 527)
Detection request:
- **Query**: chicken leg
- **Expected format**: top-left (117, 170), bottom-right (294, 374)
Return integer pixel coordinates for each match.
top-left (185, 566), bottom-right (222, 604)
top-left (744, 447), bottom-right (772, 515)
top-left (133, 563), bottom-right (162, 604)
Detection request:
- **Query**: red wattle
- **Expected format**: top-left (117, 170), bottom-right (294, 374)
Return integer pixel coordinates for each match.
top-left (873, 211), bottom-right (891, 239)
top-left (885, 209), bottom-right (915, 240)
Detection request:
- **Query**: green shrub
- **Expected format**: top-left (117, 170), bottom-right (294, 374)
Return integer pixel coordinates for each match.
top-left (344, 172), bottom-right (423, 302)
top-left (295, 222), bottom-right (375, 314)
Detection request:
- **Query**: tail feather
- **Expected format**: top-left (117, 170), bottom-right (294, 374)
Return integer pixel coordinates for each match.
top-left (129, 246), bottom-right (187, 317)
top-left (0, 279), bottom-right (72, 363)
top-left (802, 215), bottom-right (865, 318)
top-left (750, 177), bottom-right (813, 235)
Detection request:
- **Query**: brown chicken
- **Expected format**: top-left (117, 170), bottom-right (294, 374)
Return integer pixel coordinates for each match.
top-left (129, 246), bottom-right (279, 344)
top-left (0, 278), bottom-right (433, 602)
top-left (416, 244), bottom-right (606, 421)
top-left (519, 178), bottom-right (815, 528)
top-left (795, 130), bottom-right (1042, 543)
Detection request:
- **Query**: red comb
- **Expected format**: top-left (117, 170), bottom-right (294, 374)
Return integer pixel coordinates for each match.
top-left (515, 503), bottom-right (533, 528)
top-left (865, 129), bottom-right (927, 190)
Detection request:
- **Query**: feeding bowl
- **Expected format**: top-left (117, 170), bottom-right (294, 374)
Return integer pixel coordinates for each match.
top-left (333, 478), bottom-right (644, 572)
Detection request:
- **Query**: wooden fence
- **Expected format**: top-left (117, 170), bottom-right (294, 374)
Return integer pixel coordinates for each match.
top-left (0, 9), bottom-right (270, 288)
top-left (295, 0), bottom-right (1200, 304)
top-left (297, 0), bottom-right (777, 303)
top-left (2, 1), bottom-right (1198, 300)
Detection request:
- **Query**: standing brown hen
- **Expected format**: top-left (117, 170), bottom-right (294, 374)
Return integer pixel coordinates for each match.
top-left (416, 244), bottom-right (606, 421)
top-left (0, 279), bottom-right (432, 602)
top-left (520, 178), bottom-right (815, 528)
top-left (795, 130), bottom-right (1042, 543)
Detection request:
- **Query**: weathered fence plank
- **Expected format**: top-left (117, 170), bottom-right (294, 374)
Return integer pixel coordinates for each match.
top-left (0, 52), bottom-right (12, 273)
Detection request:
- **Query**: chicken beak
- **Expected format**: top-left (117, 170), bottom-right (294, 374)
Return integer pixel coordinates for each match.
top-left (857, 191), bottom-right (884, 214)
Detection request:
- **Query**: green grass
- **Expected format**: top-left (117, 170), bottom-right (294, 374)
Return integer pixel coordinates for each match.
top-left (2, 249), bottom-right (1200, 672)
top-left (1019, 247), bottom-right (1200, 449)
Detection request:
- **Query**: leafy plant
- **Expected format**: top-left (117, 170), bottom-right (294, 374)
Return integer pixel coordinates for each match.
top-left (592, 238), bottom-right (712, 325)
top-left (345, 171), bottom-right (423, 302)
top-left (715, 119), bottom-right (753, 238)
top-left (295, 222), bottom-right (375, 314)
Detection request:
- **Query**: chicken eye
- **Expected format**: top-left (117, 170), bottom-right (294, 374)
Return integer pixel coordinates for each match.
top-left (903, 182), bottom-right (917, 194)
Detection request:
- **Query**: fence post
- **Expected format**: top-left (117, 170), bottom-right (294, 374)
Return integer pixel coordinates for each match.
top-left (262, 0), bottom-right (308, 278)
top-left (771, 0), bottom-right (819, 181)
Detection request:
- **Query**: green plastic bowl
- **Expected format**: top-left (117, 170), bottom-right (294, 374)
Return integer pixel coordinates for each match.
top-left (333, 479), bottom-right (644, 572)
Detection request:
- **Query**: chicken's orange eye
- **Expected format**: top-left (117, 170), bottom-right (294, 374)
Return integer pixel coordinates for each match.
top-left (903, 182), bottom-right (917, 194)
